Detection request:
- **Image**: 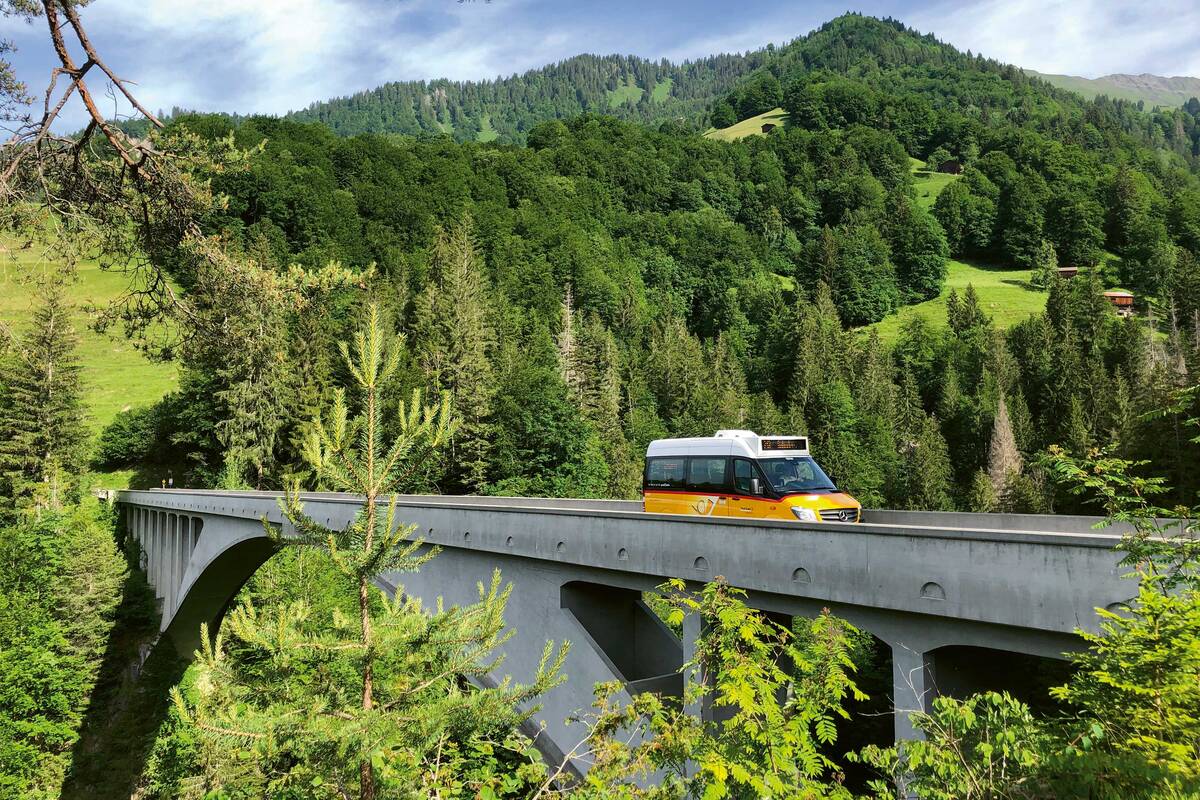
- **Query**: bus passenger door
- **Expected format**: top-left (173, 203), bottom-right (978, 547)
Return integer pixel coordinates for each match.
top-left (684, 456), bottom-right (731, 517)
top-left (729, 458), bottom-right (772, 519)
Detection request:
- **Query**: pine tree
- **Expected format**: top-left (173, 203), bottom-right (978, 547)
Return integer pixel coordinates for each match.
top-left (0, 282), bottom-right (87, 513)
top-left (1030, 239), bottom-right (1059, 289)
top-left (411, 217), bottom-right (495, 492)
top-left (576, 314), bottom-right (639, 496)
top-left (174, 304), bottom-right (568, 800)
top-left (894, 374), bottom-right (954, 510)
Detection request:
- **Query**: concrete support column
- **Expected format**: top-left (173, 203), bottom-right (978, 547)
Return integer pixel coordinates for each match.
top-left (145, 511), bottom-right (153, 588)
top-left (136, 509), bottom-right (145, 570)
top-left (154, 512), bottom-right (165, 598)
top-left (167, 514), bottom-right (179, 617)
top-left (681, 612), bottom-right (712, 724)
top-left (143, 509), bottom-right (151, 573)
top-left (891, 643), bottom-right (936, 741)
top-left (178, 516), bottom-right (191, 613)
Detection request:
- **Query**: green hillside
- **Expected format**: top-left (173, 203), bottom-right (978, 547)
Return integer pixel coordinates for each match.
top-left (0, 243), bottom-right (177, 433)
top-left (704, 107), bottom-right (789, 141)
top-left (607, 75), bottom-right (644, 106)
top-left (910, 157), bottom-right (960, 209)
top-left (864, 259), bottom-right (1046, 343)
top-left (1026, 69), bottom-right (1200, 109)
top-left (650, 77), bottom-right (674, 102)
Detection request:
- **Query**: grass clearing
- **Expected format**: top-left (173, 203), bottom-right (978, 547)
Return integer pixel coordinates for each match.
top-left (477, 113), bottom-right (498, 143)
top-left (0, 241), bottom-right (177, 434)
top-left (704, 107), bottom-right (790, 142)
top-left (863, 258), bottom-right (1047, 344)
top-left (910, 157), bottom-right (960, 210)
top-left (607, 76), bottom-right (644, 107)
top-left (650, 77), bottom-right (673, 103)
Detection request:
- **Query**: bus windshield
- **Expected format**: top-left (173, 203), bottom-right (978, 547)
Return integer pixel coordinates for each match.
top-left (758, 456), bottom-right (836, 493)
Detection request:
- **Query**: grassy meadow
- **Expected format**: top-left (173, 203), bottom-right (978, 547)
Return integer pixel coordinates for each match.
top-left (650, 77), bottom-right (673, 102)
top-left (607, 76), bottom-right (644, 107)
top-left (910, 156), bottom-right (960, 208)
top-left (0, 241), bottom-right (177, 435)
top-left (863, 258), bottom-right (1047, 343)
top-left (704, 107), bottom-right (790, 141)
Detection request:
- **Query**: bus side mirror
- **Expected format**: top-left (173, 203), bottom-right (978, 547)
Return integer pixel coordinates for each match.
top-left (750, 478), bottom-right (762, 496)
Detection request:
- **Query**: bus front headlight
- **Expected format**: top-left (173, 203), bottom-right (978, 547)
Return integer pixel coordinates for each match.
top-left (791, 507), bottom-right (818, 522)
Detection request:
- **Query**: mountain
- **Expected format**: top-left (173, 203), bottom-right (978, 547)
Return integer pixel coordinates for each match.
top-left (288, 16), bottom-right (1200, 151)
top-left (1026, 70), bottom-right (1200, 109)
top-left (286, 52), bottom-right (775, 143)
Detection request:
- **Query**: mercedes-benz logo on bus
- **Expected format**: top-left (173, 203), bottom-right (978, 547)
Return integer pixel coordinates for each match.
top-left (838, 509), bottom-right (854, 522)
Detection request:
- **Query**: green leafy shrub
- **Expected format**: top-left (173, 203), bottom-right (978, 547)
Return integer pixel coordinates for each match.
top-left (93, 406), bottom-right (161, 470)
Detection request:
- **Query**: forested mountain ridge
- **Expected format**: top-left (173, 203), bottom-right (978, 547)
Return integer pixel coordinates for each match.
top-left (285, 51), bottom-right (772, 142)
top-left (284, 13), bottom-right (1200, 168)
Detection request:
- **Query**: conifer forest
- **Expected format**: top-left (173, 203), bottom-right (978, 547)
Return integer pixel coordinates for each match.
top-left (0, 4), bottom-right (1199, 799)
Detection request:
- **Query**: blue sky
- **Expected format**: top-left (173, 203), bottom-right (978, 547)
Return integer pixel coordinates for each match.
top-left (2, 0), bottom-right (1197, 130)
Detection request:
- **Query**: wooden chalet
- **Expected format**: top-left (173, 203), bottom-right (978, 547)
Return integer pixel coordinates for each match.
top-left (1103, 290), bottom-right (1135, 317)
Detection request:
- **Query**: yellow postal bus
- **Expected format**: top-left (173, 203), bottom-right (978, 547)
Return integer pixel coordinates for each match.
top-left (642, 430), bottom-right (861, 522)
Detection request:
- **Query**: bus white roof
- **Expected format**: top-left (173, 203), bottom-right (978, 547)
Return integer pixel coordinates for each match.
top-left (646, 430), bottom-right (809, 458)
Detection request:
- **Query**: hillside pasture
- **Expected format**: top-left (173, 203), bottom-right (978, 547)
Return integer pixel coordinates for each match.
top-left (478, 114), bottom-right (498, 142)
top-left (864, 258), bottom-right (1047, 344)
top-left (910, 157), bottom-right (960, 209)
top-left (704, 107), bottom-right (790, 141)
top-left (607, 76), bottom-right (644, 107)
top-left (0, 241), bottom-right (177, 433)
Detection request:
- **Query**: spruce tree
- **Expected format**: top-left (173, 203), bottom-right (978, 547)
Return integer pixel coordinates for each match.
top-left (966, 468), bottom-right (997, 512)
top-left (575, 314), bottom-right (639, 496)
top-left (411, 217), bottom-right (495, 492)
top-left (0, 282), bottom-right (87, 513)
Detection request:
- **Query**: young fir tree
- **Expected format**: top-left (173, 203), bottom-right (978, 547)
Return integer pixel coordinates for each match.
top-left (411, 217), bottom-right (495, 492)
top-left (175, 304), bottom-right (567, 799)
top-left (0, 281), bottom-right (87, 513)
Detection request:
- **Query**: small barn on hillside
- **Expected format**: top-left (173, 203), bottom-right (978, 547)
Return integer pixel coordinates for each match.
top-left (938, 159), bottom-right (964, 175)
top-left (761, 123), bottom-right (777, 134)
top-left (1103, 290), bottom-right (1135, 317)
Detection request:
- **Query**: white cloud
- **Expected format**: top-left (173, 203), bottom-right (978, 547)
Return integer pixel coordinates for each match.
top-left (87, 0), bottom-right (369, 114)
top-left (907, 0), bottom-right (1200, 78)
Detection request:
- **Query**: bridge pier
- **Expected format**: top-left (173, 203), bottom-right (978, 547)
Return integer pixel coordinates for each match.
top-left (890, 644), bottom-right (935, 740)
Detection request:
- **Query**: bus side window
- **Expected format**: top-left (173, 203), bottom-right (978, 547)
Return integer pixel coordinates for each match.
top-left (686, 456), bottom-right (730, 493)
top-left (646, 457), bottom-right (685, 489)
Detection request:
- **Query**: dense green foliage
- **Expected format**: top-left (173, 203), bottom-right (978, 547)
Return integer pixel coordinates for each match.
top-left (92, 14), bottom-right (1198, 513)
top-left (0, 505), bottom-right (126, 799)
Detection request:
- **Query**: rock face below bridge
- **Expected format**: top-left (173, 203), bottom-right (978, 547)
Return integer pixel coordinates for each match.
top-left (117, 489), bottom-right (1130, 761)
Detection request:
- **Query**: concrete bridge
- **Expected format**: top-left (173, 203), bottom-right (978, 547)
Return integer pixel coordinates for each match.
top-left (115, 489), bottom-right (1133, 764)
